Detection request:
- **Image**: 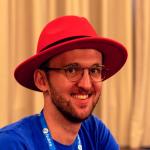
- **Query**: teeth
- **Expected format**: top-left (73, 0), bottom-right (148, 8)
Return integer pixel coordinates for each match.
top-left (73, 95), bottom-right (89, 100)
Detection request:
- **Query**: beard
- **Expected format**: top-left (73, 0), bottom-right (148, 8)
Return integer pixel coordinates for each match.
top-left (48, 81), bottom-right (100, 123)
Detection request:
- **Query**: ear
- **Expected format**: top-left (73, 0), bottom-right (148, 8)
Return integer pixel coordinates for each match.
top-left (34, 69), bottom-right (49, 92)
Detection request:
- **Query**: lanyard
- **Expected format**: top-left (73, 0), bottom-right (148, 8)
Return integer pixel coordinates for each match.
top-left (39, 111), bottom-right (82, 150)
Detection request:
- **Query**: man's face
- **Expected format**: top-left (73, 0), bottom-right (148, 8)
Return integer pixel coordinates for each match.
top-left (46, 49), bottom-right (103, 123)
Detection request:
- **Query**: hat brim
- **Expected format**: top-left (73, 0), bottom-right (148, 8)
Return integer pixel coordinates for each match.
top-left (14, 36), bottom-right (127, 91)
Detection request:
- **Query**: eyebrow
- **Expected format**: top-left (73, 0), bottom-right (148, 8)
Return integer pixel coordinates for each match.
top-left (63, 63), bottom-right (103, 68)
top-left (63, 63), bottom-right (79, 68)
top-left (92, 63), bottom-right (103, 67)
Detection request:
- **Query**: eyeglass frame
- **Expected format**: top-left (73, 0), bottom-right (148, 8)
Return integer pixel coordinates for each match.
top-left (40, 63), bottom-right (108, 82)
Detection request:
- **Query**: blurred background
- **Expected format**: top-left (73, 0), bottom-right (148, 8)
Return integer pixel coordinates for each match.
top-left (0, 0), bottom-right (150, 149)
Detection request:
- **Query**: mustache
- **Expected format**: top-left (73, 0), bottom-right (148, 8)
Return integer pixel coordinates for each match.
top-left (71, 87), bottom-right (95, 95)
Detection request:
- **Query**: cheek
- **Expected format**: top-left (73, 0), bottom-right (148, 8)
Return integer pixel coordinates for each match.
top-left (95, 83), bottom-right (102, 95)
top-left (48, 74), bottom-right (73, 93)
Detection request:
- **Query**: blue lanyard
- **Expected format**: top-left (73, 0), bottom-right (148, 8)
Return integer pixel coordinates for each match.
top-left (39, 111), bottom-right (82, 150)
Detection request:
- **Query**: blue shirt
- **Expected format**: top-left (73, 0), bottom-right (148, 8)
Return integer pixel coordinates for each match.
top-left (0, 114), bottom-right (119, 149)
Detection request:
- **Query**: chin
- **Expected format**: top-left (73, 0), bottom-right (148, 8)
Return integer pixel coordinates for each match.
top-left (65, 113), bottom-right (91, 123)
top-left (63, 107), bottom-right (93, 123)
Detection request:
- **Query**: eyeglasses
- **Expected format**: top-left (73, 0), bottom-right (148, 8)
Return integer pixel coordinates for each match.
top-left (41, 63), bottom-right (106, 82)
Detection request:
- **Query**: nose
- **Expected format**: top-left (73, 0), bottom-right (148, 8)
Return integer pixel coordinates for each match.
top-left (77, 70), bottom-right (92, 90)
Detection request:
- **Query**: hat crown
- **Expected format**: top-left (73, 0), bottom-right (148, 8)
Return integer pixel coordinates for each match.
top-left (37, 16), bottom-right (98, 53)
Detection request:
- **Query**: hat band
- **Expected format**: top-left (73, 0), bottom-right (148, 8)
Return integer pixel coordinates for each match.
top-left (40, 36), bottom-right (90, 52)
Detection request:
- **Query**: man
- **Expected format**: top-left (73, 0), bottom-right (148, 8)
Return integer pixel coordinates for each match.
top-left (0, 16), bottom-right (127, 149)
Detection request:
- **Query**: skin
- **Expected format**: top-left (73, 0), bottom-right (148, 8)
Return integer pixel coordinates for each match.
top-left (34, 48), bottom-right (103, 145)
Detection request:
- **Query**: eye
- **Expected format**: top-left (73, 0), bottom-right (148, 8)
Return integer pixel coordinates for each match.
top-left (65, 66), bottom-right (80, 75)
top-left (66, 66), bottom-right (76, 73)
top-left (90, 67), bottom-right (102, 75)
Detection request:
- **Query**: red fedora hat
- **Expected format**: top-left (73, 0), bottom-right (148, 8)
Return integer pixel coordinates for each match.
top-left (14, 15), bottom-right (128, 91)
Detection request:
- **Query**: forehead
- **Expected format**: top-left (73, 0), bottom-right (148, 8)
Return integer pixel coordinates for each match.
top-left (49, 49), bottom-right (102, 66)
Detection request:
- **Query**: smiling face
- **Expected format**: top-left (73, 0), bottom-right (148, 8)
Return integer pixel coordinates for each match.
top-left (44, 49), bottom-right (103, 123)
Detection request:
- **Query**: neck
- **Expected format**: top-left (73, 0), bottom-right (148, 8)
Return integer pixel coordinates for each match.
top-left (43, 103), bottom-right (81, 145)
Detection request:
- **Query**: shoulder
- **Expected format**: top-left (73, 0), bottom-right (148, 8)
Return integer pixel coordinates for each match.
top-left (0, 131), bottom-right (25, 149)
top-left (0, 114), bottom-right (39, 135)
top-left (0, 114), bottom-right (39, 149)
top-left (80, 115), bottom-right (119, 150)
